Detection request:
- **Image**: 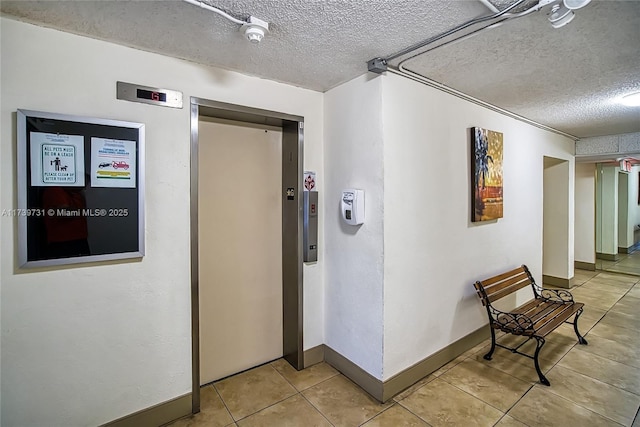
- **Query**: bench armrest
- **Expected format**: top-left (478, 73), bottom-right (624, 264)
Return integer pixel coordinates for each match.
top-left (489, 306), bottom-right (535, 334)
top-left (534, 284), bottom-right (574, 303)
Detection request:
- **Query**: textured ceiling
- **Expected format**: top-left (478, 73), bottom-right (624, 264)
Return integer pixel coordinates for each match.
top-left (1, 0), bottom-right (639, 139)
top-left (401, 0), bottom-right (640, 138)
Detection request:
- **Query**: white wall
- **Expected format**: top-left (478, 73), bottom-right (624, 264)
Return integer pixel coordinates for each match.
top-left (1, 18), bottom-right (323, 427)
top-left (543, 158), bottom-right (571, 280)
top-left (632, 166), bottom-right (640, 245)
top-left (575, 163), bottom-right (596, 264)
top-left (380, 73), bottom-right (575, 380)
top-left (618, 172), bottom-right (631, 249)
top-left (0, 19), bottom-right (3, 423)
top-left (323, 75), bottom-right (384, 379)
top-left (596, 165), bottom-right (619, 256)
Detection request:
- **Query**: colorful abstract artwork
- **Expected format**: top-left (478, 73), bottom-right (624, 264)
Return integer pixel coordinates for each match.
top-left (471, 127), bottom-right (503, 222)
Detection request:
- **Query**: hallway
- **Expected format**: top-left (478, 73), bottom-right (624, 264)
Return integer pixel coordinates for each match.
top-left (170, 270), bottom-right (640, 427)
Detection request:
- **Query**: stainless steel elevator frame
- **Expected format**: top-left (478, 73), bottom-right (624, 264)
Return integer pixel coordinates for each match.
top-left (190, 98), bottom-right (304, 413)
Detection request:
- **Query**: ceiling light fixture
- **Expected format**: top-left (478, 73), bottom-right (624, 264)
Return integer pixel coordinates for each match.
top-left (182, 0), bottom-right (269, 44)
top-left (548, 4), bottom-right (575, 28)
top-left (539, 0), bottom-right (591, 28)
top-left (620, 92), bottom-right (640, 107)
top-left (562, 0), bottom-right (592, 10)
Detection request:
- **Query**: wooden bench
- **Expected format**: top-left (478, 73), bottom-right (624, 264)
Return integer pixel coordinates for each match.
top-left (473, 265), bottom-right (587, 386)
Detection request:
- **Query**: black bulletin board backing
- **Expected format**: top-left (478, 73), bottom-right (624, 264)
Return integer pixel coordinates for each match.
top-left (17, 109), bottom-right (145, 268)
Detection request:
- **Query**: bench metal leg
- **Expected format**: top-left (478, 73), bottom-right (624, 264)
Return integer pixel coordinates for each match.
top-left (483, 326), bottom-right (496, 360)
top-left (534, 337), bottom-right (550, 386)
top-left (574, 308), bottom-right (588, 345)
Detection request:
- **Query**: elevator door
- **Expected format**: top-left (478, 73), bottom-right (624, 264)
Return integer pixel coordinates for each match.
top-left (198, 118), bottom-right (283, 384)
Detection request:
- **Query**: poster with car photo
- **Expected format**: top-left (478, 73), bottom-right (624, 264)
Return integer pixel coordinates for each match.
top-left (90, 137), bottom-right (136, 188)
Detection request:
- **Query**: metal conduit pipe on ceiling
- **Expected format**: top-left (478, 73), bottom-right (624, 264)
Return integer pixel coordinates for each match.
top-left (376, 0), bottom-right (529, 66)
top-left (366, 0), bottom-right (580, 140)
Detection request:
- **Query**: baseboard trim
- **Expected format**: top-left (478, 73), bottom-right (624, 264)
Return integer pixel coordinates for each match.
top-left (101, 393), bottom-right (192, 427)
top-left (321, 325), bottom-right (490, 403)
top-left (304, 345), bottom-right (325, 368)
top-left (619, 246), bottom-right (633, 254)
top-left (575, 261), bottom-right (596, 271)
top-left (596, 252), bottom-right (619, 261)
top-left (542, 274), bottom-right (574, 289)
top-left (381, 325), bottom-right (489, 402)
top-left (323, 345), bottom-right (384, 401)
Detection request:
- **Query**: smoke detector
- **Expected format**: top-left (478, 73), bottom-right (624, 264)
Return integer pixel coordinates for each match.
top-left (241, 16), bottom-right (269, 44)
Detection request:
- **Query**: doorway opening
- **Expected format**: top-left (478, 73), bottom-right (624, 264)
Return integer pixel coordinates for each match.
top-left (190, 98), bottom-right (304, 413)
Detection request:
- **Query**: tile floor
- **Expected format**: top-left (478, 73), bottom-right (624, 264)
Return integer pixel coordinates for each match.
top-left (596, 249), bottom-right (640, 276)
top-left (169, 269), bottom-right (640, 427)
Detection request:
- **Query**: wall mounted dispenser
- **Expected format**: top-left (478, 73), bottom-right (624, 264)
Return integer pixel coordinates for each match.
top-left (341, 189), bottom-right (364, 225)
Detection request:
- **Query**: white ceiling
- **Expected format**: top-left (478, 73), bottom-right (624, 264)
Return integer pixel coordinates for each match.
top-left (1, 0), bottom-right (639, 139)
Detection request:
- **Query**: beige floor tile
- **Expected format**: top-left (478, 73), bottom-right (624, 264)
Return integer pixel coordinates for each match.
top-left (167, 386), bottom-right (234, 427)
top-left (508, 386), bottom-right (620, 427)
top-left (399, 378), bottom-right (503, 427)
top-left (580, 279), bottom-right (635, 293)
top-left (552, 322), bottom-right (587, 341)
top-left (432, 355), bottom-right (467, 377)
top-left (494, 414), bottom-right (528, 427)
top-left (607, 265), bottom-right (640, 276)
top-left (271, 359), bottom-right (339, 391)
top-left (471, 346), bottom-right (545, 384)
top-left (593, 272), bottom-right (639, 284)
top-left (558, 347), bottom-right (640, 395)
top-left (361, 404), bottom-right (429, 426)
top-left (600, 260), bottom-right (617, 269)
top-left (588, 322), bottom-right (640, 348)
top-left (393, 375), bottom-right (435, 402)
top-left (551, 306), bottom-right (605, 340)
top-left (599, 310), bottom-right (640, 330)
top-left (517, 331), bottom-right (578, 368)
top-left (573, 269), bottom-right (599, 285)
top-left (168, 415), bottom-right (236, 427)
top-left (543, 365), bottom-right (640, 426)
top-left (610, 295), bottom-right (640, 318)
top-left (627, 285), bottom-right (640, 299)
top-left (302, 375), bottom-right (392, 427)
top-left (581, 331), bottom-right (640, 368)
top-left (462, 338), bottom-right (493, 358)
top-left (236, 394), bottom-right (331, 427)
top-left (439, 359), bottom-right (532, 412)
top-left (580, 305), bottom-right (608, 326)
top-left (214, 364), bottom-right (297, 421)
top-left (570, 287), bottom-right (624, 311)
top-left (615, 257), bottom-right (640, 268)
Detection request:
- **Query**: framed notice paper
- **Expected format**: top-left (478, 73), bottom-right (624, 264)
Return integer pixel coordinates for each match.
top-left (16, 109), bottom-right (145, 268)
top-left (30, 132), bottom-right (85, 186)
top-left (91, 137), bottom-right (136, 188)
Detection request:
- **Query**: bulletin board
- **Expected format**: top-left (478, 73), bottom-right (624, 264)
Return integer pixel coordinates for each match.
top-left (17, 109), bottom-right (145, 268)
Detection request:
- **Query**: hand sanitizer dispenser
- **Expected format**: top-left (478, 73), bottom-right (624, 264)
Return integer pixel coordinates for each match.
top-left (341, 189), bottom-right (364, 225)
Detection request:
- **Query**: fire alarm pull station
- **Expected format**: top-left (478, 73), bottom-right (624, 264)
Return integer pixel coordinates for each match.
top-left (303, 191), bottom-right (318, 262)
top-left (342, 189), bottom-right (365, 225)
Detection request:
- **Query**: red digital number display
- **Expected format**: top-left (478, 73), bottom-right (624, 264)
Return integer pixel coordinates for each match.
top-left (136, 89), bottom-right (167, 103)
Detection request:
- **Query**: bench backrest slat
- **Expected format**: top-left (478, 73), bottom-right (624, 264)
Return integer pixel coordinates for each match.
top-left (474, 266), bottom-right (533, 305)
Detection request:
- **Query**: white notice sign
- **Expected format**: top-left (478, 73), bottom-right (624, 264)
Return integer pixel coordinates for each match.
top-left (30, 132), bottom-right (85, 187)
top-left (91, 137), bottom-right (136, 188)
